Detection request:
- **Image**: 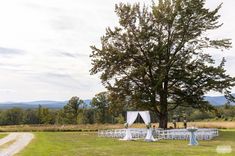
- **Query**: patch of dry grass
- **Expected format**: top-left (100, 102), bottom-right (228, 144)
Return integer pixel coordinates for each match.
top-left (0, 139), bottom-right (16, 149)
top-left (0, 121), bottom-right (234, 132)
top-left (187, 121), bottom-right (235, 129)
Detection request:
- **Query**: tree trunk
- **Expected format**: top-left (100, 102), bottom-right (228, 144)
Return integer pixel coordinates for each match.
top-left (158, 112), bottom-right (168, 129)
top-left (158, 82), bottom-right (168, 129)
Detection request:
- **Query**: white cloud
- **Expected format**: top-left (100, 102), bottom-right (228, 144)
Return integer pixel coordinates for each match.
top-left (0, 0), bottom-right (234, 102)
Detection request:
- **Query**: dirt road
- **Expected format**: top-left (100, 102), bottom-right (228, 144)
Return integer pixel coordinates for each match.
top-left (0, 132), bottom-right (34, 156)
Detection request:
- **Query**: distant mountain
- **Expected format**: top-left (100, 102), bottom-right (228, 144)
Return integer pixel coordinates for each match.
top-left (0, 99), bottom-right (92, 109)
top-left (0, 94), bottom-right (233, 109)
top-left (83, 100), bottom-right (92, 107)
top-left (204, 94), bottom-right (235, 106)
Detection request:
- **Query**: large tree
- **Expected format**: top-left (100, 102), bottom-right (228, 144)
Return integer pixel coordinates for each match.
top-left (90, 0), bottom-right (235, 128)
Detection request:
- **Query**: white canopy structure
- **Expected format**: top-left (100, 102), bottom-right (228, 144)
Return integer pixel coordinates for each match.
top-left (121, 111), bottom-right (156, 142)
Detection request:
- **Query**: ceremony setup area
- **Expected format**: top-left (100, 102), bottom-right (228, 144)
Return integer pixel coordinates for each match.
top-left (98, 111), bottom-right (219, 144)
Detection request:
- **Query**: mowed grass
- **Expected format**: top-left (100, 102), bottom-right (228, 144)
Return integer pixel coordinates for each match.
top-left (0, 133), bottom-right (8, 139)
top-left (17, 130), bottom-right (235, 156)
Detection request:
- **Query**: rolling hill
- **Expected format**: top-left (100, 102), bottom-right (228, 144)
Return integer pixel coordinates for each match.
top-left (0, 100), bottom-right (92, 109)
top-left (204, 94), bottom-right (235, 106)
top-left (0, 94), bottom-right (234, 109)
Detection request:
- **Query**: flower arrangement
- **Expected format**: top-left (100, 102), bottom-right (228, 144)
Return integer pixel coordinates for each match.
top-left (146, 123), bottom-right (151, 129)
top-left (124, 123), bottom-right (128, 129)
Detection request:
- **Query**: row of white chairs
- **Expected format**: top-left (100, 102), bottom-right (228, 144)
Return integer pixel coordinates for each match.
top-left (98, 128), bottom-right (219, 140)
top-left (98, 128), bottom-right (147, 138)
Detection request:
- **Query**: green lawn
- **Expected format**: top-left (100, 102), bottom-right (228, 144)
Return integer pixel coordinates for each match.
top-left (0, 133), bottom-right (8, 139)
top-left (17, 130), bottom-right (235, 156)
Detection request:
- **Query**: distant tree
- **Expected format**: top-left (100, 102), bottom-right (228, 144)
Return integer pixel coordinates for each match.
top-left (189, 110), bottom-right (213, 121)
top-left (37, 105), bottom-right (55, 124)
top-left (41, 108), bottom-right (55, 124)
top-left (55, 109), bottom-right (67, 124)
top-left (64, 96), bottom-right (84, 124)
top-left (4, 108), bottom-right (23, 125)
top-left (224, 102), bottom-right (231, 109)
top-left (91, 92), bottom-right (110, 123)
top-left (90, 0), bottom-right (235, 128)
top-left (37, 105), bottom-right (43, 124)
top-left (23, 109), bottom-right (38, 124)
top-left (82, 108), bottom-right (95, 124)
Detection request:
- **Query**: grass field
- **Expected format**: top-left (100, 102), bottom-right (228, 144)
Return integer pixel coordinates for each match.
top-left (0, 133), bottom-right (8, 139)
top-left (17, 130), bottom-right (235, 156)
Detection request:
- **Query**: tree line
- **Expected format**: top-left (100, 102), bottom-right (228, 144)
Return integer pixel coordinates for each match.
top-left (0, 93), bottom-right (234, 126)
top-left (0, 93), bottom-right (123, 125)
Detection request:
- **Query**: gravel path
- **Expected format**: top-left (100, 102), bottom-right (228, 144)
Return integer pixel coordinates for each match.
top-left (0, 132), bottom-right (34, 156)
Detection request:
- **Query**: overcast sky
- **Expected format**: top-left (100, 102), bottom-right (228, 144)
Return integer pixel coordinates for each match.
top-left (0, 0), bottom-right (235, 102)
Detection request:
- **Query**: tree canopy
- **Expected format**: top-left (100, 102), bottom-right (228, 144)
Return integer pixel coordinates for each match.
top-left (90, 0), bottom-right (235, 128)
top-left (91, 92), bottom-right (110, 123)
top-left (64, 96), bottom-right (84, 124)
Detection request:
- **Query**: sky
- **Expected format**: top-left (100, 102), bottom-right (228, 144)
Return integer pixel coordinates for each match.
top-left (0, 0), bottom-right (235, 102)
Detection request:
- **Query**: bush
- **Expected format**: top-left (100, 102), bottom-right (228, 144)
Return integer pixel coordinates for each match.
top-left (115, 114), bottom-right (124, 124)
